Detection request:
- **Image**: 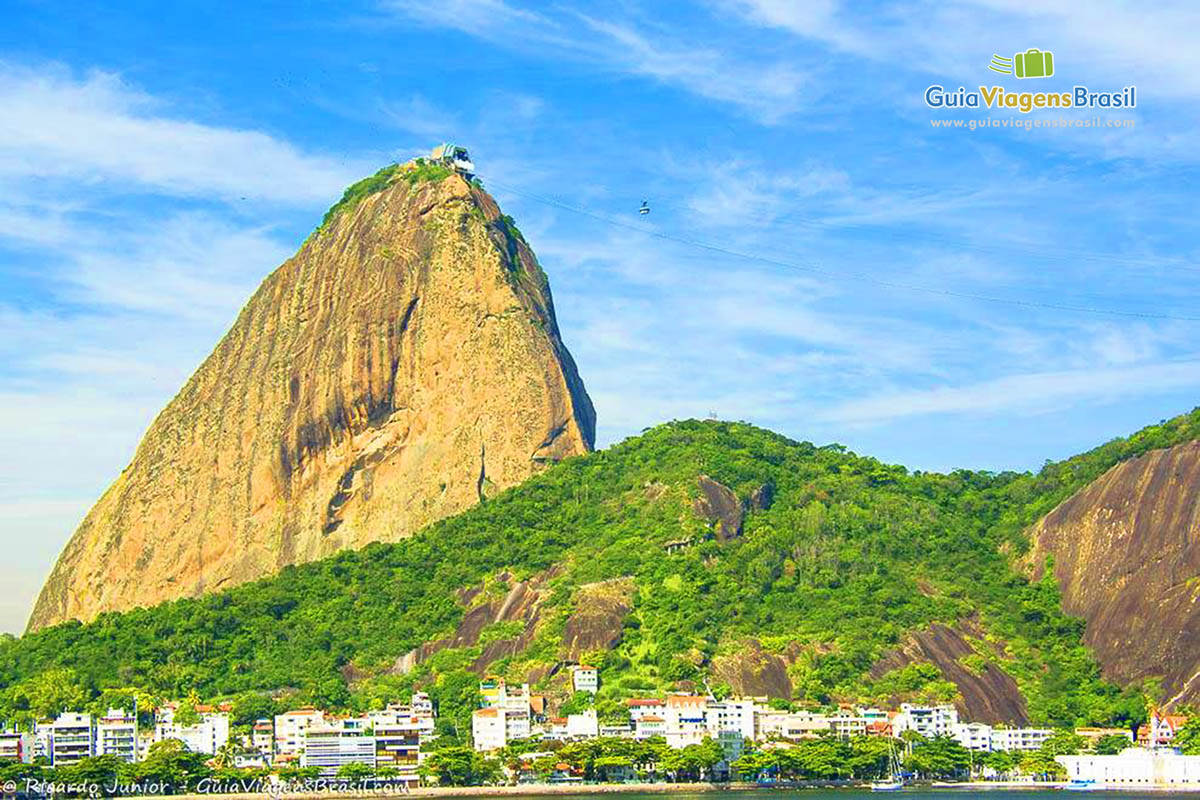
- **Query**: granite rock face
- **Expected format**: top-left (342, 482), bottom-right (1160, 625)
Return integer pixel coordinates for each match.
top-left (29, 166), bottom-right (595, 630)
top-left (1026, 440), bottom-right (1200, 706)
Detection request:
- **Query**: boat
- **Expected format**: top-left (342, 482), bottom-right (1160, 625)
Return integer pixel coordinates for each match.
top-left (1065, 779), bottom-right (1103, 791)
top-left (871, 740), bottom-right (904, 791)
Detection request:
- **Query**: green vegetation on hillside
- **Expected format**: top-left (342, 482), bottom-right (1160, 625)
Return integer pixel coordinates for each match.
top-left (3, 409), bottom-right (1198, 732)
top-left (317, 160), bottom-right (454, 231)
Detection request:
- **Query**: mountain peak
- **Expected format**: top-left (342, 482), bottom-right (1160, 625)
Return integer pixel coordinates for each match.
top-left (29, 161), bottom-right (595, 630)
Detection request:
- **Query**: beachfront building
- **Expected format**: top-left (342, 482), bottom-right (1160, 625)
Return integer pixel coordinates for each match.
top-left (155, 705), bottom-right (229, 755)
top-left (634, 714), bottom-right (667, 739)
top-left (274, 708), bottom-right (325, 757)
top-left (49, 712), bottom-right (94, 766)
top-left (1059, 748), bottom-right (1200, 787)
top-left (892, 704), bottom-right (958, 738)
top-left (706, 699), bottom-right (756, 741)
top-left (96, 708), bottom-right (138, 762)
top-left (476, 677), bottom-right (531, 748)
top-left (754, 709), bottom-right (832, 741)
top-left (828, 707), bottom-right (869, 739)
top-left (0, 729), bottom-right (33, 763)
top-left (664, 695), bottom-right (709, 748)
top-left (952, 722), bottom-right (993, 751)
top-left (251, 719), bottom-right (274, 757)
top-left (1139, 712), bottom-right (1187, 748)
top-left (472, 708), bottom-right (506, 752)
top-left (627, 699), bottom-right (664, 724)
top-left (369, 692), bottom-right (437, 782)
top-left (990, 726), bottom-right (1052, 751)
top-left (302, 721), bottom-right (375, 776)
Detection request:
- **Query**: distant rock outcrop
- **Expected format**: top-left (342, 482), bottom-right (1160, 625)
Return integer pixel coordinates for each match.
top-left (30, 164), bottom-right (595, 630)
top-left (1026, 441), bottom-right (1200, 707)
top-left (871, 619), bottom-right (1030, 725)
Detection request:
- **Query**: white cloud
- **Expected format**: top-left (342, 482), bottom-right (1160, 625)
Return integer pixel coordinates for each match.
top-left (0, 63), bottom-right (361, 204)
top-left (380, 0), bottom-right (810, 123)
top-left (824, 357), bottom-right (1200, 424)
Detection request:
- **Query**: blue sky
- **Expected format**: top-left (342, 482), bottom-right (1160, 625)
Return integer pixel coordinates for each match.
top-left (2, 0), bottom-right (1199, 633)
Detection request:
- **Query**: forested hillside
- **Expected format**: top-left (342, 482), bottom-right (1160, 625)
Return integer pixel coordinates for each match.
top-left (4, 409), bottom-right (1199, 736)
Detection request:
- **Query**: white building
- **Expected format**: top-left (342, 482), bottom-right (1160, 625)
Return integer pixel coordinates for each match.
top-left (274, 708), bottom-right (326, 757)
top-left (474, 679), bottom-right (530, 749)
top-left (990, 727), bottom-right (1052, 752)
top-left (664, 695), bottom-right (709, 748)
top-left (1059, 749), bottom-right (1200, 788)
top-left (571, 666), bottom-right (599, 694)
top-left (0, 729), bottom-right (33, 763)
top-left (34, 724), bottom-right (52, 762)
top-left (892, 704), bottom-right (958, 738)
top-left (96, 708), bottom-right (138, 762)
top-left (155, 706), bottom-right (229, 755)
top-left (372, 695), bottom-right (437, 786)
top-left (628, 699), bottom-right (665, 724)
top-left (634, 715), bottom-right (667, 739)
top-left (756, 710), bottom-right (833, 741)
top-left (566, 709), bottom-right (599, 739)
top-left (828, 708), bottom-right (868, 739)
top-left (952, 722), bottom-right (993, 752)
top-left (706, 699), bottom-right (756, 741)
top-left (302, 722), bottom-right (376, 776)
top-left (50, 712), bottom-right (94, 766)
top-left (251, 719), bottom-right (274, 757)
top-left (472, 708), bottom-right (506, 752)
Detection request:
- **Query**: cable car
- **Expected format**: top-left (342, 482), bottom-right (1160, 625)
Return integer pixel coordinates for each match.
top-left (638, 200), bottom-right (650, 215)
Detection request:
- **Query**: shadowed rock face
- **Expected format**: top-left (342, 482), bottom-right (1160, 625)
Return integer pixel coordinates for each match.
top-left (712, 639), bottom-right (793, 698)
top-left (871, 620), bottom-right (1030, 725)
top-left (693, 476), bottom-right (744, 540)
top-left (561, 578), bottom-right (634, 659)
top-left (30, 168), bottom-right (595, 630)
top-left (391, 572), bottom-right (548, 677)
top-left (1026, 440), bottom-right (1200, 706)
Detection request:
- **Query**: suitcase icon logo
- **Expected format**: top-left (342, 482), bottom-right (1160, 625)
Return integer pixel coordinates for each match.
top-left (988, 49), bottom-right (1054, 79)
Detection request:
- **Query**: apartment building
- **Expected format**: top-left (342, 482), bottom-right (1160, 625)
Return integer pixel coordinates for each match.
top-left (50, 712), bottom-right (94, 766)
top-left (892, 704), bottom-right (959, 738)
top-left (952, 722), bottom-right (993, 752)
top-left (664, 695), bottom-right (709, 749)
top-left (990, 727), bottom-right (1052, 751)
top-left (302, 722), bottom-right (375, 776)
top-left (0, 729), bottom-right (33, 763)
top-left (96, 708), bottom-right (138, 762)
top-left (274, 708), bottom-right (326, 757)
top-left (155, 706), bottom-right (229, 755)
top-left (571, 665), bottom-right (599, 694)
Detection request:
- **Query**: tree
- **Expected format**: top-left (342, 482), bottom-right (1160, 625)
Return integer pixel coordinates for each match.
top-left (135, 739), bottom-right (213, 790)
top-left (1175, 717), bottom-right (1200, 755)
top-left (336, 761), bottom-right (374, 781)
top-left (418, 745), bottom-right (499, 786)
top-left (1042, 729), bottom-right (1085, 755)
top-left (230, 692), bottom-right (279, 727)
top-left (1093, 734), bottom-right (1133, 755)
top-left (904, 735), bottom-right (970, 779)
top-left (1019, 748), bottom-right (1065, 781)
top-left (984, 749), bottom-right (1020, 779)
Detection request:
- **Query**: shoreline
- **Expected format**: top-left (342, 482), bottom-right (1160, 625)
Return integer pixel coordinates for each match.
top-left (111, 782), bottom-right (1080, 800)
top-left (112, 781), bottom-right (1200, 799)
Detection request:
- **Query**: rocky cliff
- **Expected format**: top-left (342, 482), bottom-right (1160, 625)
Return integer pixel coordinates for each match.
top-left (1026, 440), bottom-right (1200, 706)
top-left (29, 163), bottom-right (595, 630)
